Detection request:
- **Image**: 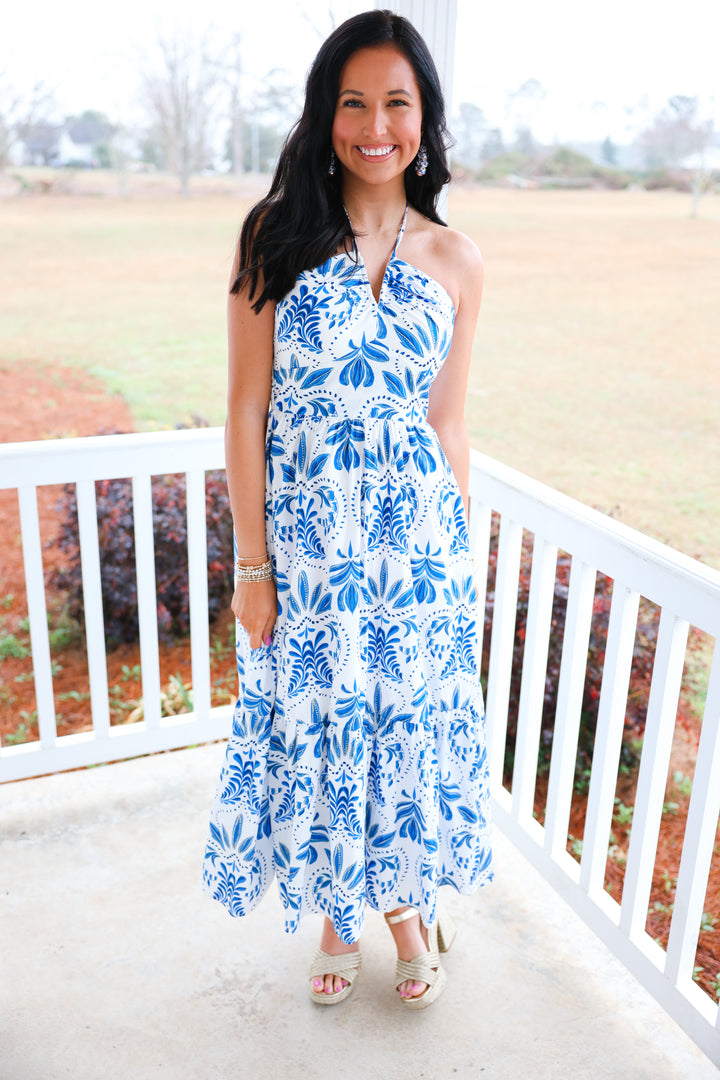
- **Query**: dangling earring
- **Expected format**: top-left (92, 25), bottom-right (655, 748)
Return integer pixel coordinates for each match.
top-left (329, 148), bottom-right (336, 176)
top-left (415, 143), bottom-right (428, 177)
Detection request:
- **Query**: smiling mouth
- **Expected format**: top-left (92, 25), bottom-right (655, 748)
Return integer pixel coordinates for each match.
top-left (356, 144), bottom-right (397, 160)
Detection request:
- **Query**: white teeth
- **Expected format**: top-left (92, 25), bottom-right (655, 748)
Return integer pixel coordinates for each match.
top-left (358, 145), bottom-right (395, 157)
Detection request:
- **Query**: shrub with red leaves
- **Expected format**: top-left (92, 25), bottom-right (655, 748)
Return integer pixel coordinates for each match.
top-left (51, 467), bottom-right (233, 647)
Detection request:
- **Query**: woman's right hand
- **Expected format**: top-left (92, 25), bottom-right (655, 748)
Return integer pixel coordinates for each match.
top-left (231, 578), bottom-right (278, 650)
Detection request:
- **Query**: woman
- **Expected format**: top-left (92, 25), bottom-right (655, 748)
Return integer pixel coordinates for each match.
top-left (203, 9), bottom-right (493, 1009)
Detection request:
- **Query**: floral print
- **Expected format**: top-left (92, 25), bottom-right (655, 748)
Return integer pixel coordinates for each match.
top-left (203, 210), bottom-right (493, 943)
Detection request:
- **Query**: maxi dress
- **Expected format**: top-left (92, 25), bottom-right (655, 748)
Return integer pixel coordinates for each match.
top-left (202, 209), bottom-right (493, 944)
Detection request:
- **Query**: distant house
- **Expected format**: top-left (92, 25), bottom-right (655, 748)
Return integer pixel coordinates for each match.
top-left (57, 130), bottom-right (94, 167)
top-left (22, 123), bottom-right (62, 166)
top-left (57, 117), bottom-right (115, 166)
top-left (20, 116), bottom-right (115, 167)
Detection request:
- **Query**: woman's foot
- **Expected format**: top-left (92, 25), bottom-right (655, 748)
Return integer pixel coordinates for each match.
top-left (385, 906), bottom-right (431, 1001)
top-left (310, 916), bottom-right (360, 997)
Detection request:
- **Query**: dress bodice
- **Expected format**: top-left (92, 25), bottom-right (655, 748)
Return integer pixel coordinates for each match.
top-left (272, 217), bottom-right (456, 429)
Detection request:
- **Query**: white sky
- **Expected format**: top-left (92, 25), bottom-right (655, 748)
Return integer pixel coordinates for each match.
top-left (4, 0), bottom-right (719, 143)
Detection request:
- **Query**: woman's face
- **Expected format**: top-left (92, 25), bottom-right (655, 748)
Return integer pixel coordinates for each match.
top-left (331, 43), bottom-right (423, 187)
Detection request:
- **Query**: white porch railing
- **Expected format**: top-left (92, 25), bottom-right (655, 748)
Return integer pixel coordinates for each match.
top-left (470, 454), bottom-right (720, 1068)
top-left (0, 428), bottom-right (718, 1067)
top-left (0, 430), bottom-right (233, 779)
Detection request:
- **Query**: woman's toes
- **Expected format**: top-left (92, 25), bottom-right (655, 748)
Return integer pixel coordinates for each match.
top-left (311, 977), bottom-right (324, 993)
top-left (399, 979), bottom-right (427, 999)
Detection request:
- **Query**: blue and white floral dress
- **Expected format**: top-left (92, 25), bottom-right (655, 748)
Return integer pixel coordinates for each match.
top-left (203, 209), bottom-right (493, 943)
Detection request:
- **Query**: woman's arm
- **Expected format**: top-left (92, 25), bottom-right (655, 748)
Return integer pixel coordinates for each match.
top-left (226, 253), bottom-right (277, 649)
top-left (426, 232), bottom-right (484, 518)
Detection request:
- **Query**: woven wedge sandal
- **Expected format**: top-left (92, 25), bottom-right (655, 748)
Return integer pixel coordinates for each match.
top-left (308, 947), bottom-right (362, 1005)
top-left (385, 907), bottom-right (453, 1010)
top-left (386, 906), bottom-right (457, 953)
top-left (436, 907), bottom-right (457, 954)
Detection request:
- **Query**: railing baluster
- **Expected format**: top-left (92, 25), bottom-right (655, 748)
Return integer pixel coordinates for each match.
top-left (75, 480), bottom-right (110, 738)
top-left (16, 486), bottom-right (56, 748)
top-left (580, 583), bottom-right (640, 900)
top-left (620, 610), bottom-right (689, 941)
top-left (512, 535), bottom-right (557, 825)
top-left (544, 558), bottom-right (596, 860)
top-left (186, 468), bottom-right (210, 722)
top-left (132, 474), bottom-right (161, 729)
top-left (485, 515), bottom-right (523, 790)
top-left (468, 496), bottom-right (492, 662)
top-left (665, 644), bottom-right (720, 988)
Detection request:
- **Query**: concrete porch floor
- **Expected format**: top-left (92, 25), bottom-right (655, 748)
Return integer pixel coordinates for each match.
top-left (1, 742), bottom-right (718, 1080)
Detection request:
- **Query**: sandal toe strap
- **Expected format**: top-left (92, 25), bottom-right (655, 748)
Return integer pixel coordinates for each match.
top-left (309, 948), bottom-right (362, 983)
top-left (394, 950), bottom-right (441, 988)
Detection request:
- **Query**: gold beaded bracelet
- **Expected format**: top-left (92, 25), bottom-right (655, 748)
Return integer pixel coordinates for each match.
top-left (235, 557), bottom-right (274, 582)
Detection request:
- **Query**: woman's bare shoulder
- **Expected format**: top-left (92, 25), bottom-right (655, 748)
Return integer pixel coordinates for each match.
top-left (429, 221), bottom-right (482, 274)
top-left (409, 215), bottom-right (482, 309)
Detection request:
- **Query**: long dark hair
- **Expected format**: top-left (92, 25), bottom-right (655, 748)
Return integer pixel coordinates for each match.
top-left (233, 9), bottom-right (452, 311)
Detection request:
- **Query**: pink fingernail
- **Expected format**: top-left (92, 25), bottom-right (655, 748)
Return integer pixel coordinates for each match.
top-left (264, 635), bottom-right (271, 646)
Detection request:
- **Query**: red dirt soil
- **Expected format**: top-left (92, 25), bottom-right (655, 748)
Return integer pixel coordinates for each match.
top-left (0, 361), bottom-right (717, 1004)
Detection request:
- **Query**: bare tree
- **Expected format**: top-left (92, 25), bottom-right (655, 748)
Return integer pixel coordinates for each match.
top-left (0, 71), bottom-right (54, 171)
top-left (641, 96), bottom-right (711, 166)
top-left (245, 72), bottom-right (301, 174)
top-left (504, 78), bottom-right (547, 148)
top-left (300, 5), bottom-right (337, 39)
top-left (204, 31), bottom-right (245, 176)
top-left (223, 34), bottom-right (244, 177)
top-left (640, 95), bottom-right (714, 215)
top-left (452, 102), bottom-right (489, 171)
top-left (139, 26), bottom-right (221, 195)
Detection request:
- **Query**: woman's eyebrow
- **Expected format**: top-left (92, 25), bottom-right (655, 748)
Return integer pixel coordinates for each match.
top-left (337, 88), bottom-right (414, 97)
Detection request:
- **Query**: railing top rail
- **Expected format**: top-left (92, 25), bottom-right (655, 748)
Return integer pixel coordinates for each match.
top-left (471, 448), bottom-right (720, 637)
top-left (0, 428), bottom-right (226, 489)
top-left (1, 432), bottom-right (717, 629)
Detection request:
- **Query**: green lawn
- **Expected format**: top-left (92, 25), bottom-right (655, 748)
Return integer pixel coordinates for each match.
top-left (0, 180), bottom-right (718, 568)
top-left (456, 187), bottom-right (720, 569)
top-left (0, 192), bottom-right (244, 428)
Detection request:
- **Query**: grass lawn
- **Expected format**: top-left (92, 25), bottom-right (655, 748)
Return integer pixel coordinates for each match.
top-left (0, 179), bottom-right (718, 568)
top-left (456, 186), bottom-right (720, 570)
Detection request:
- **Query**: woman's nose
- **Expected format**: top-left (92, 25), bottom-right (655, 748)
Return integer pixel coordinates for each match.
top-left (363, 105), bottom-right (387, 137)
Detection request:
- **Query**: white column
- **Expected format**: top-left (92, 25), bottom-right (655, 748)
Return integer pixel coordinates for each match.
top-left (379, 0), bottom-right (458, 114)
top-left (377, 0), bottom-right (459, 217)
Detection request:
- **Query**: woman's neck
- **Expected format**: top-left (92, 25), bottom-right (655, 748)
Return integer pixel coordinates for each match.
top-left (341, 177), bottom-right (408, 237)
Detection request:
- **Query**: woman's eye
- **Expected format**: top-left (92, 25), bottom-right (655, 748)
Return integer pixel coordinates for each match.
top-left (389, 99), bottom-right (410, 107)
top-left (342, 99), bottom-right (363, 108)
